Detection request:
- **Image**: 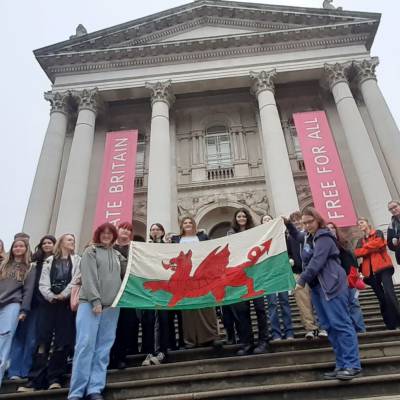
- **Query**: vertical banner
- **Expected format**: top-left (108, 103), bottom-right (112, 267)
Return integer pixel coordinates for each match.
top-left (93, 130), bottom-right (138, 229)
top-left (293, 111), bottom-right (357, 227)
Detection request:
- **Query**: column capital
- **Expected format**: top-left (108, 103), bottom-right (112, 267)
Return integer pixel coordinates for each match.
top-left (323, 62), bottom-right (352, 90)
top-left (44, 91), bottom-right (70, 115)
top-left (250, 69), bottom-right (277, 96)
top-left (145, 80), bottom-right (175, 107)
top-left (353, 58), bottom-right (379, 85)
top-left (72, 88), bottom-right (99, 113)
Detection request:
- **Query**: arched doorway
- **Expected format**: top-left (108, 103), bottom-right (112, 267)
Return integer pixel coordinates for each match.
top-left (209, 221), bottom-right (231, 239)
top-left (197, 206), bottom-right (237, 239)
top-left (133, 219), bottom-right (146, 242)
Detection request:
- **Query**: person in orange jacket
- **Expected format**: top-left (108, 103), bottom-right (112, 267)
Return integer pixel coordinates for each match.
top-left (355, 217), bottom-right (400, 330)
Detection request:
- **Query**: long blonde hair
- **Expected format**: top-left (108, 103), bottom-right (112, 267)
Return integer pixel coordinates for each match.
top-left (0, 239), bottom-right (6, 261)
top-left (0, 239), bottom-right (31, 281)
top-left (53, 234), bottom-right (75, 259)
top-left (179, 216), bottom-right (197, 237)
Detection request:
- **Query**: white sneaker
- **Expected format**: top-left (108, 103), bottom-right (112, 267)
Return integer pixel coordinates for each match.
top-left (17, 385), bottom-right (35, 393)
top-left (142, 353), bottom-right (152, 366)
top-left (305, 331), bottom-right (315, 340)
top-left (48, 382), bottom-right (62, 390)
top-left (8, 376), bottom-right (22, 380)
top-left (318, 329), bottom-right (328, 337)
top-left (150, 352), bottom-right (166, 365)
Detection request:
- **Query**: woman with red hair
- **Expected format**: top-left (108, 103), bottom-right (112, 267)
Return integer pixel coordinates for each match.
top-left (68, 223), bottom-right (126, 400)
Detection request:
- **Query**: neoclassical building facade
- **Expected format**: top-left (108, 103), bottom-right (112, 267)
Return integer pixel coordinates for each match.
top-left (24, 0), bottom-right (400, 249)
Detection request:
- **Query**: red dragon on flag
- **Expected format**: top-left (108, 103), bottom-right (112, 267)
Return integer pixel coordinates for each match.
top-left (144, 239), bottom-right (272, 306)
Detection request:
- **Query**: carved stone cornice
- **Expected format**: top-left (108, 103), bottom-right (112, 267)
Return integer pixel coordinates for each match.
top-left (145, 80), bottom-right (175, 107)
top-left (323, 62), bottom-right (352, 90)
top-left (36, 1), bottom-right (378, 55)
top-left (44, 91), bottom-right (70, 115)
top-left (72, 88), bottom-right (99, 113)
top-left (43, 34), bottom-right (370, 82)
top-left (353, 57), bottom-right (379, 85)
top-left (250, 69), bottom-right (277, 97)
top-left (120, 16), bottom-right (298, 47)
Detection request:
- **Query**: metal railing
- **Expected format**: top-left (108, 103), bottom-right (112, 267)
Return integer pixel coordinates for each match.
top-left (207, 167), bottom-right (235, 180)
top-left (135, 176), bottom-right (144, 188)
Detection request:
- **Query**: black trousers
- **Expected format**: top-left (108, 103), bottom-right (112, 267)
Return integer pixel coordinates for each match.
top-left (230, 297), bottom-right (269, 346)
top-left (365, 267), bottom-right (400, 330)
top-left (252, 297), bottom-right (269, 343)
top-left (221, 305), bottom-right (238, 343)
top-left (111, 308), bottom-right (139, 364)
top-left (230, 301), bottom-right (254, 346)
top-left (140, 310), bottom-right (156, 354)
top-left (167, 310), bottom-right (184, 350)
top-left (29, 301), bottom-right (75, 388)
top-left (156, 310), bottom-right (172, 354)
top-left (111, 309), bottom-right (156, 362)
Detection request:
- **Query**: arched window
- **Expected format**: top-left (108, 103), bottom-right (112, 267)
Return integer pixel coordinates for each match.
top-left (205, 125), bottom-right (233, 169)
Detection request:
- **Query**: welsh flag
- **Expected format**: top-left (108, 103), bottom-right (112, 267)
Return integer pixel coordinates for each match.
top-left (112, 218), bottom-right (295, 309)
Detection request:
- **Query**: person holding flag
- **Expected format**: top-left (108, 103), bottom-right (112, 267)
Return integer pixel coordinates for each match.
top-left (285, 208), bottom-right (361, 381)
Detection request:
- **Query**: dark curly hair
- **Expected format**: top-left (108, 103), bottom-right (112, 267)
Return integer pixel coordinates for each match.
top-left (231, 208), bottom-right (255, 233)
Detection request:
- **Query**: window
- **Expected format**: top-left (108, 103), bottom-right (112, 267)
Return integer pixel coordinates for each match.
top-left (205, 125), bottom-right (233, 169)
top-left (136, 140), bottom-right (145, 177)
top-left (287, 120), bottom-right (303, 159)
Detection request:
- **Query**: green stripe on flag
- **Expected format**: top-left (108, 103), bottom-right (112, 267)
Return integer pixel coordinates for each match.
top-left (116, 251), bottom-right (295, 310)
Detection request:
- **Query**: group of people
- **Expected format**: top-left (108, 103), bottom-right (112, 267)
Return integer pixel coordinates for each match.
top-left (0, 200), bottom-right (400, 399)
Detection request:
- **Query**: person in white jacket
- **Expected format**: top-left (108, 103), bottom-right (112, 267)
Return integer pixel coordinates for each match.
top-left (18, 233), bottom-right (80, 392)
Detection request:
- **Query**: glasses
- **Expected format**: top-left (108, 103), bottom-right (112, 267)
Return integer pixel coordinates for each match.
top-left (389, 206), bottom-right (399, 212)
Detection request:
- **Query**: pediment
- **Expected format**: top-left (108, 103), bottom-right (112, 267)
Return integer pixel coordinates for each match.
top-left (159, 25), bottom-right (255, 42)
top-left (34, 0), bottom-right (381, 82)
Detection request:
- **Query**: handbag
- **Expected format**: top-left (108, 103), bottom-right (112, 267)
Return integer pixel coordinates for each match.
top-left (70, 280), bottom-right (81, 312)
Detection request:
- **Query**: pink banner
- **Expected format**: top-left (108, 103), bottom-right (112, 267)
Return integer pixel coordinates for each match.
top-left (93, 130), bottom-right (138, 229)
top-left (293, 111), bottom-right (357, 227)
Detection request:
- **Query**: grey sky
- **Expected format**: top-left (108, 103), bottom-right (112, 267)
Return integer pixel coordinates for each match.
top-left (0, 0), bottom-right (399, 248)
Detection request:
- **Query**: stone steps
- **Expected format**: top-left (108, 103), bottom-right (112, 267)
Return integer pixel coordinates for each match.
top-left (3, 341), bottom-right (400, 399)
top-left (1, 286), bottom-right (399, 399)
top-left (3, 330), bottom-right (400, 395)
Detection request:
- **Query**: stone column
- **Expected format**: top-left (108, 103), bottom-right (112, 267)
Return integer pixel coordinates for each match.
top-left (324, 63), bottom-right (391, 229)
top-left (353, 58), bottom-right (400, 195)
top-left (145, 80), bottom-right (175, 234)
top-left (23, 91), bottom-right (70, 245)
top-left (55, 88), bottom-right (98, 246)
top-left (250, 69), bottom-right (299, 216)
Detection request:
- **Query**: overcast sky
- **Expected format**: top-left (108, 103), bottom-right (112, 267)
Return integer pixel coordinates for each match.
top-left (0, 0), bottom-right (399, 248)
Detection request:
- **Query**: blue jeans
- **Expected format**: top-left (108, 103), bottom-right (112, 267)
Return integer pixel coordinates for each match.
top-left (348, 288), bottom-right (366, 333)
top-left (0, 303), bottom-right (21, 387)
top-left (8, 307), bottom-right (39, 378)
top-left (267, 292), bottom-right (294, 339)
top-left (68, 303), bottom-right (120, 398)
top-left (311, 287), bottom-right (361, 370)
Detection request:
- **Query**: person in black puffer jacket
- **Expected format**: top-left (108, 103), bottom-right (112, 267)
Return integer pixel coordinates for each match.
top-left (387, 200), bottom-right (400, 265)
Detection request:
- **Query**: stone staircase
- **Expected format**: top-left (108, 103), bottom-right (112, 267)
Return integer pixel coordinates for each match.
top-left (2, 287), bottom-right (400, 400)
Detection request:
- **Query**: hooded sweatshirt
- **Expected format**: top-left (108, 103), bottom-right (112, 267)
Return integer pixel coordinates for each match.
top-left (79, 245), bottom-right (127, 308)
